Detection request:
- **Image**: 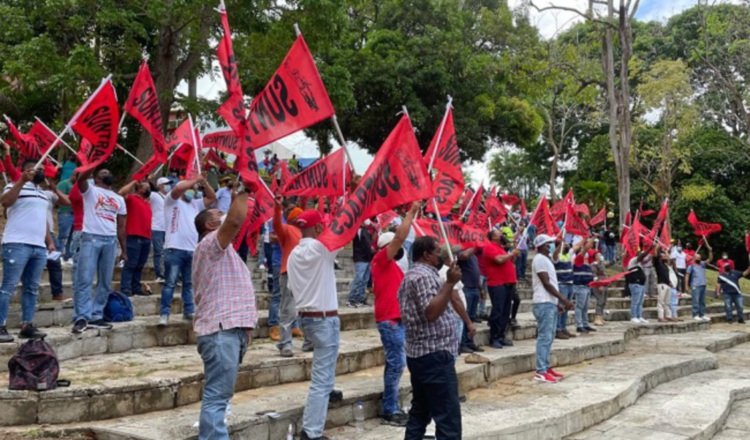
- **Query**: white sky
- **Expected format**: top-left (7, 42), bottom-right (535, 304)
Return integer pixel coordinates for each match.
top-left (182, 0), bottom-right (737, 181)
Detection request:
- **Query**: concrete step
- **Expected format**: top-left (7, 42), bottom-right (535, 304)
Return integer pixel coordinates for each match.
top-left (567, 342), bottom-right (750, 439)
top-left (713, 398), bottom-right (750, 439)
top-left (0, 306), bottom-right (376, 372)
top-left (18, 321), bottom-right (714, 438)
top-left (324, 328), bottom-right (750, 439)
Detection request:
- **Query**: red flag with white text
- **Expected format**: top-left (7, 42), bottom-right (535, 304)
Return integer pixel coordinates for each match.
top-left (318, 115), bottom-right (432, 251)
top-left (72, 80), bottom-right (119, 173)
top-left (282, 148), bottom-right (351, 197)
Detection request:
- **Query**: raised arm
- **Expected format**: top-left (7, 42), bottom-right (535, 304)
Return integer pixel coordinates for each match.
top-left (118, 180), bottom-right (139, 197)
top-left (0, 167), bottom-right (34, 208)
top-left (76, 168), bottom-right (94, 193)
top-left (425, 262), bottom-right (461, 322)
top-left (386, 202), bottom-right (420, 261)
top-left (200, 176), bottom-right (216, 207)
top-left (169, 177), bottom-right (200, 200)
top-left (217, 190), bottom-right (249, 249)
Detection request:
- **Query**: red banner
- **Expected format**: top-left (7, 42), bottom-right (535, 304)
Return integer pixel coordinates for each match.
top-left (564, 203), bottom-right (589, 237)
top-left (427, 170), bottom-right (464, 216)
top-left (622, 215), bottom-right (642, 257)
top-left (4, 117), bottom-right (38, 160)
top-left (124, 61), bottom-right (167, 159)
top-left (28, 121), bottom-right (57, 156)
top-left (282, 148), bottom-right (351, 197)
top-left (529, 197), bottom-right (559, 237)
top-left (687, 209), bottom-right (722, 237)
top-left (202, 130), bottom-right (240, 156)
top-left (574, 203), bottom-right (590, 217)
top-left (501, 193), bottom-right (521, 207)
top-left (660, 222), bottom-right (672, 250)
top-left (414, 218), bottom-right (488, 248)
top-left (520, 199), bottom-right (527, 218)
top-left (245, 184), bottom-right (275, 235)
top-left (589, 270), bottom-right (631, 288)
top-left (132, 156), bottom-right (162, 181)
top-left (245, 35), bottom-right (335, 150)
top-left (589, 207), bottom-right (606, 227)
top-left (72, 80), bottom-right (120, 173)
top-left (205, 149), bottom-right (229, 171)
top-left (233, 198), bottom-right (255, 251)
top-left (485, 190), bottom-right (508, 225)
top-left (551, 190), bottom-right (573, 220)
top-left (745, 233), bottom-right (750, 254)
top-left (424, 108), bottom-right (462, 183)
top-left (318, 115), bottom-right (432, 251)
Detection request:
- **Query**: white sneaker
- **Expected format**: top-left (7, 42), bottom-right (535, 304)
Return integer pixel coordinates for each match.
top-left (258, 264), bottom-right (267, 271)
top-left (158, 315), bottom-right (169, 327)
top-left (630, 318), bottom-right (641, 324)
top-left (154, 277), bottom-right (165, 284)
top-left (701, 316), bottom-right (712, 322)
top-left (639, 318), bottom-right (649, 324)
top-left (693, 316), bottom-right (703, 321)
top-left (61, 258), bottom-right (73, 268)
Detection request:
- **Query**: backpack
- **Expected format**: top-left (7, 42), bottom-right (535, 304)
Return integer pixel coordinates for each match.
top-left (8, 339), bottom-right (61, 391)
top-left (103, 291), bottom-right (134, 322)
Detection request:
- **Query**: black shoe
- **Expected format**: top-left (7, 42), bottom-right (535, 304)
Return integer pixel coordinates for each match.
top-left (459, 345), bottom-right (475, 354)
top-left (468, 343), bottom-right (484, 352)
top-left (382, 410), bottom-right (408, 427)
top-left (133, 291), bottom-right (151, 296)
top-left (0, 326), bottom-right (14, 343)
top-left (490, 340), bottom-right (503, 349)
top-left (501, 339), bottom-right (514, 347)
top-left (88, 319), bottom-right (113, 330)
top-left (300, 431), bottom-right (331, 440)
top-left (471, 318), bottom-right (482, 324)
top-left (329, 389), bottom-right (343, 403)
top-left (72, 319), bottom-right (87, 334)
top-left (19, 323), bottom-right (46, 339)
top-left (510, 319), bottom-right (521, 330)
top-left (583, 326), bottom-right (597, 332)
top-left (739, 319), bottom-right (746, 324)
top-left (576, 327), bottom-right (589, 333)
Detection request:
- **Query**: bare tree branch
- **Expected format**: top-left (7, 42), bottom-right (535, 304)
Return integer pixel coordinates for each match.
top-left (529, 1), bottom-right (617, 29)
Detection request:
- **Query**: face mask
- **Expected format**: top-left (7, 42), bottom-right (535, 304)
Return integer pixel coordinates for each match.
top-left (101, 175), bottom-right (114, 186)
top-left (395, 248), bottom-right (405, 261)
top-left (722, 255), bottom-right (728, 260)
top-left (161, 185), bottom-right (170, 194)
top-left (676, 247), bottom-right (682, 252)
top-left (196, 191), bottom-right (204, 199)
top-left (183, 190), bottom-right (195, 202)
top-left (32, 170), bottom-right (45, 185)
top-left (548, 242), bottom-right (556, 254)
top-left (142, 189), bottom-right (151, 199)
top-left (434, 256), bottom-right (444, 271)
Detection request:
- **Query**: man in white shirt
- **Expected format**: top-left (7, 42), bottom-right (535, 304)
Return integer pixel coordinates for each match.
top-left (149, 177), bottom-right (170, 282)
top-left (0, 162), bottom-right (56, 342)
top-left (287, 210), bottom-right (342, 440)
top-left (72, 168), bottom-right (127, 334)
top-left (159, 176), bottom-right (216, 326)
top-left (670, 243), bottom-right (688, 293)
top-left (214, 176), bottom-right (233, 213)
top-left (531, 234), bottom-right (573, 384)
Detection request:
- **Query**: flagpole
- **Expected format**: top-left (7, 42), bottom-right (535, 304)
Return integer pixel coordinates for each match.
top-left (427, 96), bottom-right (453, 174)
top-left (188, 114), bottom-right (202, 177)
top-left (461, 181), bottom-right (482, 219)
top-left (116, 144), bottom-right (145, 165)
top-left (154, 145), bottom-right (180, 176)
top-left (33, 117), bottom-right (79, 157)
top-left (34, 75), bottom-right (113, 168)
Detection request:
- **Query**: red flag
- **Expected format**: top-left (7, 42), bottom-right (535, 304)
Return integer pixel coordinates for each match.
top-left (588, 270), bottom-right (631, 288)
top-left (424, 108), bottom-right (462, 182)
top-left (485, 190), bottom-right (508, 225)
top-left (414, 218), bottom-right (488, 248)
top-left (465, 185), bottom-right (484, 218)
top-left (564, 203), bottom-right (589, 237)
top-left (205, 149), bottom-right (229, 171)
top-left (624, 211), bottom-right (632, 227)
top-left (589, 207), bottom-right (607, 227)
top-left (3, 117), bottom-right (41, 160)
top-left (427, 170), bottom-right (464, 216)
top-left (318, 115), bottom-right (432, 251)
top-left (377, 210), bottom-right (399, 230)
top-left (132, 156), bottom-right (163, 181)
top-left (660, 221), bottom-right (672, 250)
top-left (245, 185), bottom-right (275, 235)
top-left (282, 148), bottom-right (351, 197)
top-left (43, 162), bottom-right (59, 179)
top-left (124, 61), bottom-right (167, 159)
top-left (687, 209), bottom-right (722, 237)
top-left (551, 190), bottom-right (574, 220)
top-left (745, 233), bottom-right (750, 254)
top-left (27, 121), bottom-right (57, 156)
top-left (644, 200), bottom-right (669, 250)
top-left (622, 214), bottom-right (642, 257)
top-left (520, 199), bottom-right (528, 218)
top-left (165, 119), bottom-right (196, 158)
top-left (466, 185), bottom-right (486, 228)
top-left (574, 203), bottom-right (590, 217)
top-left (529, 197), bottom-right (559, 237)
top-left (501, 193), bottom-right (521, 207)
top-left (202, 130), bottom-right (241, 157)
top-left (72, 80), bottom-right (120, 173)
top-left (244, 35), bottom-right (335, 150)
top-left (458, 187), bottom-right (474, 216)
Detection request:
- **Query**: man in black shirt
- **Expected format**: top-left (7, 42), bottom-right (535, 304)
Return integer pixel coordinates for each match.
top-left (347, 221), bottom-right (374, 307)
top-left (653, 245), bottom-right (677, 322)
top-left (718, 264), bottom-right (750, 323)
top-left (457, 248), bottom-right (483, 353)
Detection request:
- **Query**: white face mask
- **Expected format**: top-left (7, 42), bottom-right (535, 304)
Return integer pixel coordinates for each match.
top-left (220, 214), bottom-right (227, 225)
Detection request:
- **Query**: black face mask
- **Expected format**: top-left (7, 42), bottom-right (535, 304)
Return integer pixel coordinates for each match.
top-left (32, 170), bottom-right (45, 185)
top-left (101, 175), bottom-right (114, 186)
top-left (395, 248), bottom-right (405, 261)
top-left (434, 255), bottom-right (445, 271)
top-left (142, 189), bottom-right (151, 199)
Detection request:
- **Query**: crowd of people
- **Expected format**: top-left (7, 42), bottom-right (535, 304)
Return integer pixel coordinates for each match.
top-left (2, 155), bottom-right (750, 440)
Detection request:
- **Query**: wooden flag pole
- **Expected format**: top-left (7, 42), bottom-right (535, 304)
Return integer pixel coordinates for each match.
top-left (188, 114), bottom-right (202, 177)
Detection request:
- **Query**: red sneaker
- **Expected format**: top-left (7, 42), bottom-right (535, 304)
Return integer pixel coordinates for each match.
top-left (547, 368), bottom-right (564, 380)
top-left (533, 371), bottom-right (558, 383)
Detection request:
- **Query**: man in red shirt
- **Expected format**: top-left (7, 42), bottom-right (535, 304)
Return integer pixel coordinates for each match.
top-left (370, 202), bottom-right (419, 426)
top-left (118, 180), bottom-right (153, 297)
top-left (716, 252), bottom-right (735, 273)
top-left (481, 229), bottom-right (519, 349)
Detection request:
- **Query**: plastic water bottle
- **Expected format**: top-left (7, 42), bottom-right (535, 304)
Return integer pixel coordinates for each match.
top-left (353, 400), bottom-right (365, 432)
top-left (286, 423), bottom-right (294, 440)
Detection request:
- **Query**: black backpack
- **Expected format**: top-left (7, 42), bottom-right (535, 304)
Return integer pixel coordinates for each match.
top-left (8, 339), bottom-right (67, 391)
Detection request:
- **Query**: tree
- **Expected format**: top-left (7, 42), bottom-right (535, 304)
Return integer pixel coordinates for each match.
top-left (488, 148), bottom-right (547, 199)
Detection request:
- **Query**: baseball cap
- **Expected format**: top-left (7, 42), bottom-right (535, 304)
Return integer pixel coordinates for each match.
top-left (294, 210), bottom-right (324, 229)
top-left (157, 177), bottom-right (170, 186)
top-left (378, 232), bottom-right (396, 248)
top-left (287, 207), bottom-right (303, 223)
top-left (533, 234), bottom-right (556, 248)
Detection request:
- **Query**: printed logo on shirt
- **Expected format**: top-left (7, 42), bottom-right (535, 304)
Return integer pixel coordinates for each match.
top-left (169, 206), bottom-right (179, 234)
top-left (94, 194), bottom-right (122, 223)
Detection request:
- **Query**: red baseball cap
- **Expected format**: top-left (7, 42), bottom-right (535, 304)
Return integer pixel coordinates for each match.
top-left (294, 210), bottom-right (324, 229)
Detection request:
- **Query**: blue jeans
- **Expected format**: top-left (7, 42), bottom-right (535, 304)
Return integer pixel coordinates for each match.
top-left (670, 288), bottom-right (679, 317)
top-left (629, 284), bottom-right (645, 319)
top-left (462, 287), bottom-right (480, 345)
top-left (300, 316), bottom-right (340, 438)
top-left (47, 233), bottom-right (63, 297)
top-left (74, 234), bottom-right (117, 322)
top-left (160, 248), bottom-right (194, 317)
top-left (533, 302), bottom-right (558, 373)
top-left (348, 262), bottom-right (371, 304)
top-left (573, 285), bottom-right (591, 328)
top-left (724, 292), bottom-right (744, 321)
top-left (57, 212), bottom-right (74, 258)
top-left (151, 230), bottom-right (165, 279)
top-left (377, 320), bottom-right (406, 415)
top-left (516, 249), bottom-right (528, 280)
top-left (0, 243), bottom-right (47, 325)
top-left (691, 285), bottom-right (707, 317)
top-left (557, 284), bottom-right (575, 331)
top-left (69, 231), bottom-right (83, 292)
top-left (121, 236), bottom-right (151, 295)
top-left (604, 244), bottom-right (615, 263)
top-left (197, 328), bottom-right (249, 440)
top-left (405, 350), bottom-right (461, 439)
top-left (268, 264), bottom-right (281, 326)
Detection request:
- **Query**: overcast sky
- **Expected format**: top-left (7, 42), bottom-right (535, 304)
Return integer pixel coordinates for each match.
top-left (186, 0), bottom-right (739, 178)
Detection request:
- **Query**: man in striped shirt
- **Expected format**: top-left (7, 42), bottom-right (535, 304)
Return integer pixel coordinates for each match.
top-left (192, 186), bottom-right (257, 440)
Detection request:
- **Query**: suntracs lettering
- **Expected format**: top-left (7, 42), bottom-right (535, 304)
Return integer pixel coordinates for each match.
top-left (286, 162), bottom-right (328, 192)
top-left (81, 105), bottom-right (115, 164)
top-left (247, 74), bottom-right (298, 135)
top-left (434, 174), bottom-right (457, 204)
top-left (328, 162), bottom-right (401, 235)
top-left (131, 88), bottom-right (162, 132)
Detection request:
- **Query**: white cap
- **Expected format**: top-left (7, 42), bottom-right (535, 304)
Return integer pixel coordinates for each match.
top-left (156, 177), bottom-right (170, 186)
top-left (533, 234), bottom-right (556, 248)
top-left (378, 232), bottom-right (396, 249)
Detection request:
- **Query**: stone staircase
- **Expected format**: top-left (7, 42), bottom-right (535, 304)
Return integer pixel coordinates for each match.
top-left (1, 252), bottom-right (750, 439)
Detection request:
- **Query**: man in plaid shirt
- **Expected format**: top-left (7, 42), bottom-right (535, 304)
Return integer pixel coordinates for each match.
top-left (399, 236), bottom-right (462, 439)
top-left (192, 187), bottom-right (257, 440)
